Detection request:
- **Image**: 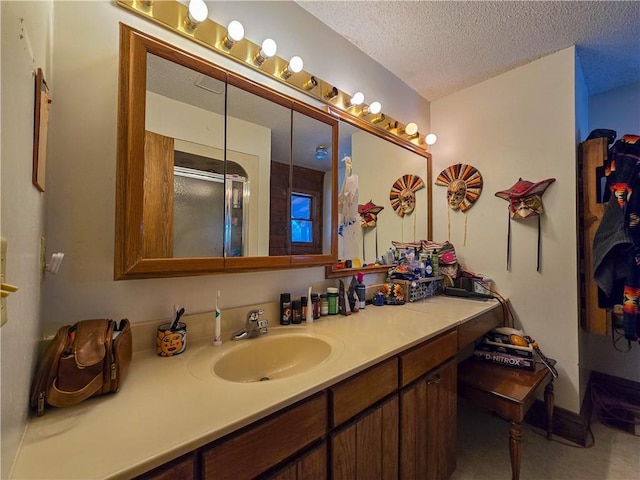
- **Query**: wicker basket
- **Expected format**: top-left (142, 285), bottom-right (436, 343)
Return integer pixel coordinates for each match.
top-left (392, 276), bottom-right (443, 302)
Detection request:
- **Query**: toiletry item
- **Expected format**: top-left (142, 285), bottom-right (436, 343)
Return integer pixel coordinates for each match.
top-left (352, 291), bottom-right (360, 313)
top-left (425, 256), bottom-right (433, 277)
top-left (311, 293), bottom-right (320, 319)
top-left (339, 280), bottom-right (351, 316)
top-left (306, 286), bottom-right (313, 323)
top-left (348, 276), bottom-right (358, 312)
top-left (327, 287), bottom-right (339, 315)
top-left (320, 293), bottom-right (329, 316)
top-left (280, 293), bottom-right (292, 325)
top-left (292, 300), bottom-right (302, 324)
top-left (431, 251), bottom-right (439, 277)
top-left (373, 293), bottom-right (385, 306)
top-left (356, 272), bottom-right (366, 310)
top-left (213, 290), bottom-right (222, 346)
top-left (301, 296), bottom-right (308, 321)
top-left (170, 306), bottom-right (185, 331)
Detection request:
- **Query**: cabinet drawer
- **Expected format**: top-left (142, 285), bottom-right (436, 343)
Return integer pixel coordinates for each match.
top-left (456, 307), bottom-right (502, 348)
top-left (202, 393), bottom-right (327, 480)
top-left (330, 357), bottom-right (398, 427)
top-left (399, 330), bottom-right (457, 387)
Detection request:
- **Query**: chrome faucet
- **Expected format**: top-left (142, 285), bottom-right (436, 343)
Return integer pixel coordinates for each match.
top-left (231, 309), bottom-right (268, 340)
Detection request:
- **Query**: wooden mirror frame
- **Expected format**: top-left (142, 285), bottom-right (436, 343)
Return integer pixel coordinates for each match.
top-left (115, 24), bottom-right (338, 279)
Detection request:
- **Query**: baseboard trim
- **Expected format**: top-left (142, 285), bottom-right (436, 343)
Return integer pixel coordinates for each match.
top-left (526, 372), bottom-right (640, 444)
top-left (587, 371), bottom-right (640, 434)
top-left (525, 401), bottom-right (590, 446)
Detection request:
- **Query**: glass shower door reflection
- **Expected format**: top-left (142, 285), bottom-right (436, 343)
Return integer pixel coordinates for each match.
top-left (173, 167), bottom-right (247, 258)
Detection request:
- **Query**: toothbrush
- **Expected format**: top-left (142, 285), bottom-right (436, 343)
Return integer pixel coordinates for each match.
top-left (213, 290), bottom-right (222, 346)
top-left (170, 306), bottom-right (185, 331)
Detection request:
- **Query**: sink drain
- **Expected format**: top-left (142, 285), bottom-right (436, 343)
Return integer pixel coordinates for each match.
top-left (259, 376), bottom-right (270, 381)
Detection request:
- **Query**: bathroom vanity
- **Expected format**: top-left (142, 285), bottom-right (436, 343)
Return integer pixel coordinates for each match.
top-left (11, 296), bottom-right (502, 479)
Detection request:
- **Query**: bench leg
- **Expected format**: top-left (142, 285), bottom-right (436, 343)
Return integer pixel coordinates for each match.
top-left (545, 382), bottom-right (555, 440)
top-left (509, 421), bottom-right (522, 480)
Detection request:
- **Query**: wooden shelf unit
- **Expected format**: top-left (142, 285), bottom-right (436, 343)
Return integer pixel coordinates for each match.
top-left (578, 137), bottom-right (610, 334)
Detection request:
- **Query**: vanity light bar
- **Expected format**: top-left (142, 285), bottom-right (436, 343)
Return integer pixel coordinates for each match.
top-left (116, 0), bottom-right (428, 149)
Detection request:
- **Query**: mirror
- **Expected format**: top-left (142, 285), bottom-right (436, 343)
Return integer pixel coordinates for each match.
top-left (116, 24), bottom-right (429, 280)
top-left (329, 115), bottom-right (432, 275)
top-left (116, 25), bottom-right (337, 279)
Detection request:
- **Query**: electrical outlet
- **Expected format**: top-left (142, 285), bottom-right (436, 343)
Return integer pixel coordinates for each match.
top-left (1, 237), bottom-right (7, 327)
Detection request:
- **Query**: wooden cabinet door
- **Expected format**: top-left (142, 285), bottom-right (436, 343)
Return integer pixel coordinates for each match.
top-left (268, 442), bottom-right (327, 480)
top-left (400, 358), bottom-right (457, 480)
top-left (331, 395), bottom-right (399, 480)
top-left (135, 453), bottom-right (195, 480)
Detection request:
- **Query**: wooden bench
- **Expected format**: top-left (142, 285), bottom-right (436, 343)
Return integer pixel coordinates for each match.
top-left (458, 357), bottom-right (555, 480)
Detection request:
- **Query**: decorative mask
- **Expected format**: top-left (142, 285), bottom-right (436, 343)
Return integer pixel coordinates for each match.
top-left (495, 178), bottom-right (556, 219)
top-left (494, 177), bottom-right (556, 272)
top-left (447, 179), bottom-right (467, 209)
top-left (358, 200), bottom-right (384, 227)
top-left (435, 164), bottom-right (483, 212)
top-left (390, 174), bottom-right (425, 217)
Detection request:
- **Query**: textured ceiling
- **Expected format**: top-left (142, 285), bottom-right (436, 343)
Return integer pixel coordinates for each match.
top-left (296, 0), bottom-right (640, 101)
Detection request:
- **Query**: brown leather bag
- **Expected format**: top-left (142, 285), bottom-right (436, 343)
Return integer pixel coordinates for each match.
top-left (30, 319), bottom-right (132, 416)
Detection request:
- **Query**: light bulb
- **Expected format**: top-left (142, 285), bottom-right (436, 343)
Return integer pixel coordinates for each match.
top-left (282, 56), bottom-right (303, 79)
top-left (288, 56), bottom-right (303, 73)
top-left (186, 0), bottom-right (208, 27)
top-left (261, 38), bottom-right (277, 58)
top-left (254, 38), bottom-right (278, 66)
top-left (227, 20), bottom-right (244, 42)
top-left (405, 122), bottom-right (418, 136)
top-left (349, 91), bottom-right (364, 107)
top-left (368, 101), bottom-right (382, 115)
top-left (221, 20), bottom-right (244, 49)
top-left (426, 133), bottom-right (438, 145)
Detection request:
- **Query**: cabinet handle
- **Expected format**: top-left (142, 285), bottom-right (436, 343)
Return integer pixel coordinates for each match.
top-left (427, 374), bottom-right (441, 385)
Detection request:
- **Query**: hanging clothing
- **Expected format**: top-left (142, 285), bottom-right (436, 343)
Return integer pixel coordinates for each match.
top-left (593, 135), bottom-right (640, 341)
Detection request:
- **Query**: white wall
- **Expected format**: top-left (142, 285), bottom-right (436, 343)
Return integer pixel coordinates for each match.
top-left (0, 0), bottom-right (430, 474)
top-left (0, 2), bottom-right (53, 477)
top-left (589, 81), bottom-right (640, 138)
top-left (582, 81), bottom-right (640, 382)
top-left (431, 47), bottom-right (581, 412)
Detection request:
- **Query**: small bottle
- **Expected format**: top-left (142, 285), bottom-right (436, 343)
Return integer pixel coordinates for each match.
top-left (311, 293), bottom-right (321, 319)
top-left (425, 256), bottom-right (433, 277)
top-left (356, 272), bottom-right (366, 310)
top-left (320, 293), bottom-right (329, 316)
top-left (280, 293), bottom-right (291, 325)
top-left (301, 296), bottom-right (308, 321)
top-left (327, 287), bottom-right (339, 315)
top-left (431, 252), bottom-right (439, 277)
top-left (292, 300), bottom-right (302, 324)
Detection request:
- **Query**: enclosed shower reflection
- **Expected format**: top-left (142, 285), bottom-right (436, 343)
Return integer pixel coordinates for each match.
top-left (173, 166), bottom-right (247, 258)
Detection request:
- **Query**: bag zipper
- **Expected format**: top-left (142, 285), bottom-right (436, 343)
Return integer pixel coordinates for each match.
top-left (104, 320), bottom-right (116, 392)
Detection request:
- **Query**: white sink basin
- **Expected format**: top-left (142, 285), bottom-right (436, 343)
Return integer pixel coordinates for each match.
top-left (187, 330), bottom-right (342, 383)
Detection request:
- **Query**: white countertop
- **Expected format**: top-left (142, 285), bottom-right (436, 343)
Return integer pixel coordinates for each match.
top-left (11, 295), bottom-right (499, 480)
